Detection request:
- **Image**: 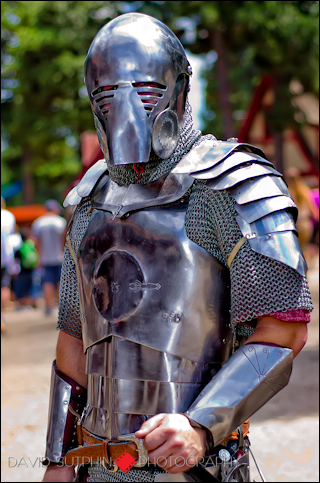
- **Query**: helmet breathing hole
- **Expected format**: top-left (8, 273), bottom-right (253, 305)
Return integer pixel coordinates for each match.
top-left (133, 82), bottom-right (167, 116)
top-left (92, 85), bottom-right (118, 117)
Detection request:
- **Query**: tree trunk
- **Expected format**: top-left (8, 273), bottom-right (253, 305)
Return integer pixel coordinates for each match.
top-left (273, 131), bottom-right (284, 174)
top-left (22, 149), bottom-right (34, 204)
top-left (212, 30), bottom-right (235, 139)
top-left (272, 77), bottom-right (284, 174)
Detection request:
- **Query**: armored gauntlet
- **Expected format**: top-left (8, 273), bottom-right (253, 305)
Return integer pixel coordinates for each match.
top-left (185, 343), bottom-right (293, 447)
top-left (44, 361), bottom-right (87, 464)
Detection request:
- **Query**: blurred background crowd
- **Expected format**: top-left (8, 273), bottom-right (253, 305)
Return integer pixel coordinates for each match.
top-left (1, 197), bottom-right (66, 331)
top-left (1, 1), bottom-right (319, 330)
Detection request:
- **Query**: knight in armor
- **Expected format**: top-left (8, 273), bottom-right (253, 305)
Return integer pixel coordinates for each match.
top-left (42, 13), bottom-right (313, 483)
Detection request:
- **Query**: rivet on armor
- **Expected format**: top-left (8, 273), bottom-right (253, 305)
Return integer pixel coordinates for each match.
top-left (58, 438), bottom-right (62, 442)
top-left (60, 419), bottom-right (64, 424)
top-left (163, 311), bottom-right (183, 323)
top-left (76, 386), bottom-right (80, 391)
top-left (223, 339), bottom-right (227, 343)
top-left (64, 401), bottom-right (68, 405)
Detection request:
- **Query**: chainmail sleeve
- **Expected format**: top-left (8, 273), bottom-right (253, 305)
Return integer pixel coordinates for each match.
top-left (57, 197), bottom-right (92, 339)
top-left (185, 180), bottom-right (313, 336)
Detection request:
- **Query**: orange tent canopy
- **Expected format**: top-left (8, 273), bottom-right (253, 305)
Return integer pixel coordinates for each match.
top-left (7, 205), bottom-right (47, 226)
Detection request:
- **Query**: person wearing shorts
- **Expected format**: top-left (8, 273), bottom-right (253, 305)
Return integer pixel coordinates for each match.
top-left (32, 200), bottom-right (66, 315)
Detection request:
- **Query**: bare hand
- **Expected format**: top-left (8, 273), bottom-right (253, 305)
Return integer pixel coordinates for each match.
top-left (135, 413), bottom-right (206, 474)
top-left (42, 463), bottom-right (75, 482)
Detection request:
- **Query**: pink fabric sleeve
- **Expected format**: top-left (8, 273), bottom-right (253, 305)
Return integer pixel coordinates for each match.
top-left (268, 309), bottom-right (311, 323)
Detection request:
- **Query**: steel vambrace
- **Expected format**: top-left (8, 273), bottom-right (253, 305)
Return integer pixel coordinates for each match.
top-left (185, 343), bottom-right (293, 447)
top-left (44, 361), bottom-right (87, 464)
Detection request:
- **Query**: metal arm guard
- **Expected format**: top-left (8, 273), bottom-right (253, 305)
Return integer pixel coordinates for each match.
top-left (44, 361), bottom-right (87, 464)
top-left (185, 343), bottom-right (293, 447)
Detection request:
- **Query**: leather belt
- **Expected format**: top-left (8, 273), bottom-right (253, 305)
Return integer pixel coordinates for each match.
top-left (64, 427), bottom-right (148, 468)
top-left (64, 421), bottom-right (249, 467)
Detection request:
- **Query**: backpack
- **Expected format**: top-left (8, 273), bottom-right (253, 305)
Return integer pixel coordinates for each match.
top-left (18, 239), bottom-right (40, 269)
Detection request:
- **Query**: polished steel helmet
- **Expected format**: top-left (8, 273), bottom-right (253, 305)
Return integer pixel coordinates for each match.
top-left (85, 12), bottom-right (192, 165)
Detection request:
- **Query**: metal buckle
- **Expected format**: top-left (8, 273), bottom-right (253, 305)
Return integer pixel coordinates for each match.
top-left (102, 459), bottom-right (118, 473)
top-left (118, 433), bottom-right (148, 468)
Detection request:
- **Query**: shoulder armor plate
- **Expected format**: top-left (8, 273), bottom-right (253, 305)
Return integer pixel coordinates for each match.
top-left (230, 175), bottom-right (290, 204)
top-left (63, 159), bottom-right (108, 207)
top-left (248, 231), bottom-right (307, 275)
top-left (192, 151), bottom-right (274, 180)
top-left (174, 140), bottom-right (306, 275)
top-left (172, 139), bottom-right (267, 175)
top-left (236, 210), bottom-right (297, 239)
top-left (234, 195), bottom-right (298, 224)
top-left (205, 163), bottom-right (282, 190)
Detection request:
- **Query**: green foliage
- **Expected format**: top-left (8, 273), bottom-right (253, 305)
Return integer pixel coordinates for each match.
top-left (1, 1), bottom-right (319, 205)
top-left (1, 0), bottom-right (123, 204)
top-left (152, 1), bottom-right (319, 139)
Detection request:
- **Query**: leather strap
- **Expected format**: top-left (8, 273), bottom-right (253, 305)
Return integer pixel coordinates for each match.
top-left (66, 234), bottom-right (77, 263)
top-left (82, 426), bottom-right (103, 445)
top-left (227, 236), bottom-right (247, 267)
top-left (64, 443), bottom-right (106, 466)
top-left (64, 428), bottom-right (139, 466)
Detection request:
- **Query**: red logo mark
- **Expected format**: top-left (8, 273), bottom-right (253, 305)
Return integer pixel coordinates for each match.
top-left (114, 451), bottom-right (137, 473)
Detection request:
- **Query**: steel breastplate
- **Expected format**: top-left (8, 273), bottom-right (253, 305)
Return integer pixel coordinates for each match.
top-left (77, 174), bottom-right (232, 438)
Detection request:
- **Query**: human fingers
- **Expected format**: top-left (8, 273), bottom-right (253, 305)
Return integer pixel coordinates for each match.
top-left (143, 425), bottom-right (170, 452)
top-left (146, 439), bottom-right (175, 469)
top-left (135, 413), bottom-right (166, 439)
top-left (149, 443), bottom-right (199, 474)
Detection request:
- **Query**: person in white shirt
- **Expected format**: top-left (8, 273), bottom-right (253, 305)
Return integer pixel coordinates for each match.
top-left (1, 197), bottom-right (17, 331)
top-left (32, 200), bottom-right (66, 315)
